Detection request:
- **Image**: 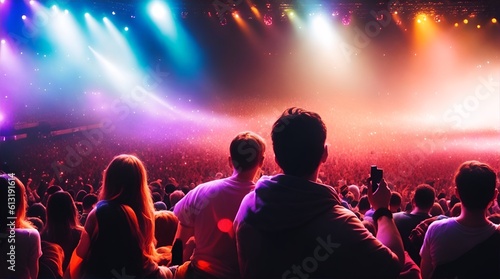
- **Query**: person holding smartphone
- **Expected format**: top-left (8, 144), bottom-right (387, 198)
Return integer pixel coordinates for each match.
top-left (234, 108), bottom-right (408, 279)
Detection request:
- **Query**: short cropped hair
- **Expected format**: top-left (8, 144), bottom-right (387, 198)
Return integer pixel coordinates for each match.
top-left (230, 131), bottom-right (266, 172)
top-left (390, 192), bottom-right (402, 207)
top-left (82, 194), bottom-right (98, 211)
top-left (271, 107), bottom-right (327, 177)
top-left (413, 184), bottom-right (435, 210)
top-left (358, 196), bottom-right (371, 212)
top-left (455, 161), bottom-right (496, 210)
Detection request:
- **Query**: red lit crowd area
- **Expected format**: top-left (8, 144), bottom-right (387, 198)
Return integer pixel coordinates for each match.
top-left (1, 1), bottom-right (500, 279)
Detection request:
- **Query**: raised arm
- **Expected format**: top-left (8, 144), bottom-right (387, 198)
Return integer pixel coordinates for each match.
top-left (368, 178), bottom-right (406, 269)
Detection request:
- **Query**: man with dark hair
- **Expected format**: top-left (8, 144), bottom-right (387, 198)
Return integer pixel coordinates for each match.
top-left (271, 108), bottom-right (327, 177)
top-left (390, 191), bottom-right (403, 213)
top-left (173, 131), bottom-right (265, 279)
top-left (79, 193), bottom-right (98, 226)
top-left (394, 184), bottom-right (435, 264)
top-left (420, 161), bottom-right (499, 279)
top-left (234, 108), bottom-right (405, 279)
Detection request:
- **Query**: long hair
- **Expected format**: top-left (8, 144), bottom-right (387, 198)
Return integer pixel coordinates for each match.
top-left (43, 191), bottom-right (82, 241)
top-left (100, 154), bottom-right (158, 263)
top-left (0, 174), bottom-right (34, 231)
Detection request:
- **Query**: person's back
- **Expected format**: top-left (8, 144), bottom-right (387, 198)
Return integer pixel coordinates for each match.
top-left (81, 201), bottom-right (144, 278)
top-left (236, 175), bottom-right (400, 278)
top-left (38, 240), bottom-right (65, 279)
top-left (173, 131), bottom-right (266, 279)
top-left (234, 108), bottom-right (405, 279)
top-left (420, 161), bottom-right (499, 279)
top-left (41, 191), bottom-right (83, 271)
top-left (394, 184), bottom-right (435, 264)
top-left (175, 177), bottom-right (255, 277)
top-left (0, 174), bottom-right (42, 279)
top-left (0, 228), bottom-right (42, 279)
top-left (66, 155), bottom-right (176, 279)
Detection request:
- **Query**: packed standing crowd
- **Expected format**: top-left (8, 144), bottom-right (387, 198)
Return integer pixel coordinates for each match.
top-left (1, 107), bottom-right (499, 279)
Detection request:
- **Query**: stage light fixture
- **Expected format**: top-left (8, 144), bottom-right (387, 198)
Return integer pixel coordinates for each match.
top-left (476, 24), bottom-right (481, 29)
top-left (1, 39), bottom-right (5, 45)
top-left (311, 14), bottom-right (337, 45)
top-left (264, 14), bottom-right (272, 25)
top-left (454, 23), bottom-right (459, 27)
top-left (342, 14), bottom-right (351, 25)
top-left (84, 12), bottom-right (90, 18)
top-left (312, 15), bottom-right (329, 31)
top-left (463, 19), bottom-right (468, 24)
top-left (416, 14), bottom-right (427, 24)
top-left (492, 18), bottom-right (497, 24)
top-left (124, 26), bottom-right (129, 31)
top-left (149, 1), bottom-right (167, 20)
top-left (250, 6), bottom-right (260, 18)
top-left (22, 15), bottom-right (27, 20)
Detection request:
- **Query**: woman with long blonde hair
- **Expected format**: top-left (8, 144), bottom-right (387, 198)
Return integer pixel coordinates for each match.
top-left (66, 154), bottom-right (175, 278)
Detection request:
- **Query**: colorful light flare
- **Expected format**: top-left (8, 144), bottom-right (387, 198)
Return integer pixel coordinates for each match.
top-left (310, 15), bottom-right (338, 46)
top-left (413, 13), bottom-right (438, 48)
top-left (250, 6), bottom-right (261, 19)
top-left (102, 16), bottom-right (137, 67)
top-left (0, 38), bottom-right (22, 74)
top-left (342, 14), bottom-right (351, 25)
top-left (148, 0), bottom-right (176, 37)
top-left (263, 14), bottom-right (272, 26)
top-left (416, 14), bottom-right (427, 24)
top-left (149, 1), bottom-right (167, 20)
top-left (492, 18), bottom-right (497, 24)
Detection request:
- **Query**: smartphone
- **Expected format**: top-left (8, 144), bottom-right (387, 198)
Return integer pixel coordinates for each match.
top-left (370, 165), bottom-right (383, 192)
